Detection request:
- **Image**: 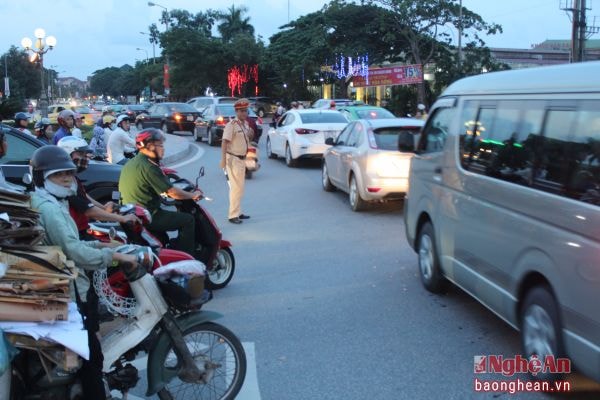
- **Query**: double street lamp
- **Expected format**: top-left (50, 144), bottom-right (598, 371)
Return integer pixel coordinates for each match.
top-left (21, 29), bottom-right (56, 117)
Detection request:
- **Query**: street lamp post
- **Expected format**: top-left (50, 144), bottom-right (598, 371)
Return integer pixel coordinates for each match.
top-left (140, 32), bottom-right (156, 63)
top-left (136, 48), bottom-right (149, 63)
top-left (21, 29), bottom-right (56, 117)
top-left (148, 1), bottom-right (170, 97)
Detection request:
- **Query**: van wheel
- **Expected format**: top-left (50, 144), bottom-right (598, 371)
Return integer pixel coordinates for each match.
top-left (417, 222), bottom-right (448, 293)
top-left (520, 286), bottom-right (565, 381)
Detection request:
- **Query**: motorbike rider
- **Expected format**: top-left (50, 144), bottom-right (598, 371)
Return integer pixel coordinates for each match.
top-left (107, 114), bottom-right (136, 164)
top-left (34, 118), bottom-right (54, 144)
top-left (30, 145), bottom-right (142, 400)
top-left (57, 136), bottom-right (140, 239)
top-left (52, 109), bottom-right (76, 144)
top-left (119, 128), bottom-right (203, 256)
top-left (14, 112), bottom-right (33, 136)
top-left (72, 112), bottom-right (84, 139)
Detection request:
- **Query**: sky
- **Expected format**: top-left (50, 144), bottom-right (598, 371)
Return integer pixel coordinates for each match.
top-left (0, 0), bottom-right (593, 81)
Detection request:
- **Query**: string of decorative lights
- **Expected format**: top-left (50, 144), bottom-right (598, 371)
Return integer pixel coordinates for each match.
top-left (227, 64), bottom-right (259, 96)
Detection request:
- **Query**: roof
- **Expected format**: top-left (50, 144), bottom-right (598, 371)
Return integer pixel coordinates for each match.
top-left (442, 60), bottom-right (600, 96)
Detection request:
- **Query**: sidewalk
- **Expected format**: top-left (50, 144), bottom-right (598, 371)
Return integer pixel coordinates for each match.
top-left (162, 133), bottom-right (193, 165)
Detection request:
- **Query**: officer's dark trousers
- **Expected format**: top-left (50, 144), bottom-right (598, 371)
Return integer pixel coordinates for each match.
top-left (147, 209), bottom-right (196, 256)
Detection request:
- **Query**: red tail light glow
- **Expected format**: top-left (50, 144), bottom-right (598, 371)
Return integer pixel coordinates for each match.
top-left (367, 187), bottom-right (381, 193)
top-left (295, 128), bottom-right (319, 135)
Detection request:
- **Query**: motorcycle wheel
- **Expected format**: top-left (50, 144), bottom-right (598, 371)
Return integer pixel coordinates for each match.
top-left (157, 321), bottom-right (247, 400)
top-left (206, 247), bottom-right (235, 290)
top-left (245, 169), bottom-right (253, 180)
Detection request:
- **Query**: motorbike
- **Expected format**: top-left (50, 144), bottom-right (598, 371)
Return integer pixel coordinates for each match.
top-left (8, 246), bottom-right (247, 400)
top-left (245, 142), bottom-right (260, 180)
top-left (90, 167), bottom-right (235, 290)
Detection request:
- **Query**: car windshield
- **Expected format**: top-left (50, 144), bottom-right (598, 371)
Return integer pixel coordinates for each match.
top-left (167, 103), bottom-right (197, 112)
top-left (74, 106), bottom-right (93, 114)
top-left (299, 113), bottom-right (348, 124)
top-left (355, 108), bottom-right (395, 119)
top-left (216, 105), bottom-right (258, 117)
top-left (373, 127), bottom-right (421, 151)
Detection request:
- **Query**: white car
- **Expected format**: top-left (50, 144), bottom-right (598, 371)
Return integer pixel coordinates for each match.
top-left (266, 110), bottom-right (349, 167)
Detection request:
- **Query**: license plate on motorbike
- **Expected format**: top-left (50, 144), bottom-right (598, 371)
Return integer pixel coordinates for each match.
top-left (187, 115), bottom-right (194, 121)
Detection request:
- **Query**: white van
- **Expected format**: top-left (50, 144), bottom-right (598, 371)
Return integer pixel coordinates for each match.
top-left (404, 61), bottom-right (600, 382)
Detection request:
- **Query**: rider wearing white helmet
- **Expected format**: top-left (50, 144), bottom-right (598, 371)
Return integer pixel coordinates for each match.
top-left (57, 136), bottom-right (139, 238)
top-left (107, 114), bottom-right (136, 164)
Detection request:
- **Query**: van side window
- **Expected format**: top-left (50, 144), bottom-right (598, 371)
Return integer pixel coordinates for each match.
top-left (533, 109), bottom-right (578, 196)
top-left (418, 107), bottom-right (454, 153)
top-left (571, 107), bottom-right (600, 206)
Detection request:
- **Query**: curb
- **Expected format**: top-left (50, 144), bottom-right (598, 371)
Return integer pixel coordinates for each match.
top-left (162, 133), bottom-right (194, 165)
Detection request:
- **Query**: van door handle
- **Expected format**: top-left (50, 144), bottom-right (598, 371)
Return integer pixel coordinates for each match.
top-left (434, 167), bottom-right (442, 174)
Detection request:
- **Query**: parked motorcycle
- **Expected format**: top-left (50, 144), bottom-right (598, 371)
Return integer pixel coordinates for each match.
top-left (8, 246), bottom-right (247, 400)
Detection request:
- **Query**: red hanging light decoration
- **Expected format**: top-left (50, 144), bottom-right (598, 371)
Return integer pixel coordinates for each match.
top-left (227, 64), bottom-right (259, 97)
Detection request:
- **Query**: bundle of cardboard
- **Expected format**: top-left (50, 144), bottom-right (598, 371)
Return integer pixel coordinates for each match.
top-left (0, 187), bottom-right (44, 246)
top-left (0, 246), bottom-right (77, 322)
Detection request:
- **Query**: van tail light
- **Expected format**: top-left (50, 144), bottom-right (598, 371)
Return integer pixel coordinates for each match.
top-left (216, 116), bottom-right (226, 126)
top-left (367, 129), bottom-right (378, 149)
top-left (367, 187), bottom-right (381, 193)
top-left (295, 128), bottom-right (319, 135)
top-left (174, 113), bottom-right (182, 121)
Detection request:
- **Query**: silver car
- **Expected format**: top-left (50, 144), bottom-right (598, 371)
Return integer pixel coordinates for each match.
top-left (322, 118), bottom-right (424, 211)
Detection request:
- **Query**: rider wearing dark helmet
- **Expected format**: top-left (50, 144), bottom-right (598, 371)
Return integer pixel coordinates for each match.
top-left (14, 112), bottom-right (33, 136)
top-left (52, 109), bottom-right (76, 144)
top-left (119, 128), bottom-right (203, 256)
top-left (30, 145), bottom-right (141, 399)
top-left (34, 118), bottom-right (54, 144)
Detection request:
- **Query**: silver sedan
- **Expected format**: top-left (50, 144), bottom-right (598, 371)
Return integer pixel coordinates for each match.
top-left (322, 118), bottom-right (425, 211)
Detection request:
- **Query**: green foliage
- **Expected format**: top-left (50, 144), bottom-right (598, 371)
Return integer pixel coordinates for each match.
top-left (0, 47), bottom-right (44, 117)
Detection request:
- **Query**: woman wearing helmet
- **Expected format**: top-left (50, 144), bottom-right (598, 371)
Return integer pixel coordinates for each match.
top-left (34, 118), bottom-right (54, 144)
top-left (107, 114), bottom-right (136, 164)
top-left (57, 136), bottom-right (139, 238)
top-left (30, 145), bottom-right (141, 399)
top-left (14, 112), bottom-right (33, 136)
top-left (52, 109), bottom-right (76, 144)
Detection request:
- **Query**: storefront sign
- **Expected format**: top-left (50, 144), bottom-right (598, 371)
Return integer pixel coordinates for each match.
top-left (353, 64), bottom-right (423, 87)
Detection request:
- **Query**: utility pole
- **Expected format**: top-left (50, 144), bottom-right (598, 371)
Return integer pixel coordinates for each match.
top-left (561, 0), bottom-right (599, 62)
top-left (457, 0), bottom-right (463, 75)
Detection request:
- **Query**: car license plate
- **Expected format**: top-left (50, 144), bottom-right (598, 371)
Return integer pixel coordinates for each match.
top-left (187, 115), bottom-right (194, 122)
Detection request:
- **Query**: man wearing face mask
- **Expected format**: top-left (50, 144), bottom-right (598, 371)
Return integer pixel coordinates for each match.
top-left (57, 136), bottom-right (139, 239)
top-left (29, 145), bottom-right (144, 400)
top-left (119, 128), bottom-right (202, 256)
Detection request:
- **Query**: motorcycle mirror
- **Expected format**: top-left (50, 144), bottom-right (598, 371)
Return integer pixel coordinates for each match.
top-left (112, 191), bottom-right (121, 202)
top-left (109, 227), bottom-right (117, 240)
top-left (199, 167), bottom-right (205, 177)
top-left (22, 173), bottom-right (32, 185)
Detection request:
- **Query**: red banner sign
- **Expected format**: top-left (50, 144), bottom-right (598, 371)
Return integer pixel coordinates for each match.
top-left (163, 64), bottom-right (170, 90)
top-left (353, 64), bottom-right (423, 87)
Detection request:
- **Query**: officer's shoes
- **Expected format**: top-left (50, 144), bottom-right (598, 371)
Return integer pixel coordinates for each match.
top-left (228, 217), bottom-right (242, 224)
top-left (239, 214), bottom-right (250, 219)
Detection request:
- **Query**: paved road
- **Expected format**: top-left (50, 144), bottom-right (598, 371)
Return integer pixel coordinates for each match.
top-left (127, 133), bottom-right (599, 399)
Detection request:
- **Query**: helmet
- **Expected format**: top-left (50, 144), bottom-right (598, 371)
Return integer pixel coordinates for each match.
top-left (102, 115), bottom-right (116, 125)
top-left (116, 114), bottom-right (131, 126)
top-left (102, 105), bottom-right (113, 113)
top-left (417, 103), bottom-right (426, 111)
top-left (136, 128), bottom-right (164, 148)
top-left (30, 146), bottom-right (76, 187)
top-left (330, 100), bottom-right (336, 106)
top-left (57, 136), bottom-right (91, 156)
top-left (34, 118), bottom-right (51, 131)
top-left (57, 110), bottom-right (76, 127)
top-left (15, 112), bottom-right (29, 123)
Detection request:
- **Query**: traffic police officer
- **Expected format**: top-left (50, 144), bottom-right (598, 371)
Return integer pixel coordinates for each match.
top-left (220, 98), bottom-right (253, 224)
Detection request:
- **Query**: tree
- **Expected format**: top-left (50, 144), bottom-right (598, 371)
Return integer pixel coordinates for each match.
top-left (217, 5), bottom-right (255, 43)
top-left (370, 0), bottom-right (502, 105)
top-left (0, 46), bottom-right (43, 118)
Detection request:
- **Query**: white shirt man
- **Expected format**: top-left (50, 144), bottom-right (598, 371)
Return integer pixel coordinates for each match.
top-left (107, 115), bottom-right (135, 164)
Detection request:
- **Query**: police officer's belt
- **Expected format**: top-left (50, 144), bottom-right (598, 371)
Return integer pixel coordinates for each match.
top-left (227, 152), bottom-right (246, 160)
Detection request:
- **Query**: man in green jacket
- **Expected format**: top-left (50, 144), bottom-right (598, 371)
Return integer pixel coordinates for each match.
top-left (119, 128), bottom-right (203, 256)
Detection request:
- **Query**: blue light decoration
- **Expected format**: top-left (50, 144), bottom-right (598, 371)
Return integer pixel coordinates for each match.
top-left (330, 53), bottom-right (369, 84)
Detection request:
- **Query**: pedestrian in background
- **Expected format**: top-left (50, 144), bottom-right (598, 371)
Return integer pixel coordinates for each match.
top-left (14, 112), bottom-right (33, 136)
top-left (220, 98), bottom-right (253, 224)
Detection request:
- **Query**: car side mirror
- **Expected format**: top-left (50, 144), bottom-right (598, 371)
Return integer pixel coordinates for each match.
top-left (398, 132), bottom-right (415, 152)
top-left (325, 137), bottom-right (335, 146)
top-left (22, 173), bottom-right (32, 185)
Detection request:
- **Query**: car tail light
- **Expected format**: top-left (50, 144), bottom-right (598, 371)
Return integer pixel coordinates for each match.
top-left (295, 128), bottom-right (319, 135)
top-left (367, 129), bottom-right (378, 149)
top-left (174, 113), bottom-right (182, 121)
top-left (367, 187), bottom-right (381, 193)
top-left (216, 116), bottom-right (226, 126)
